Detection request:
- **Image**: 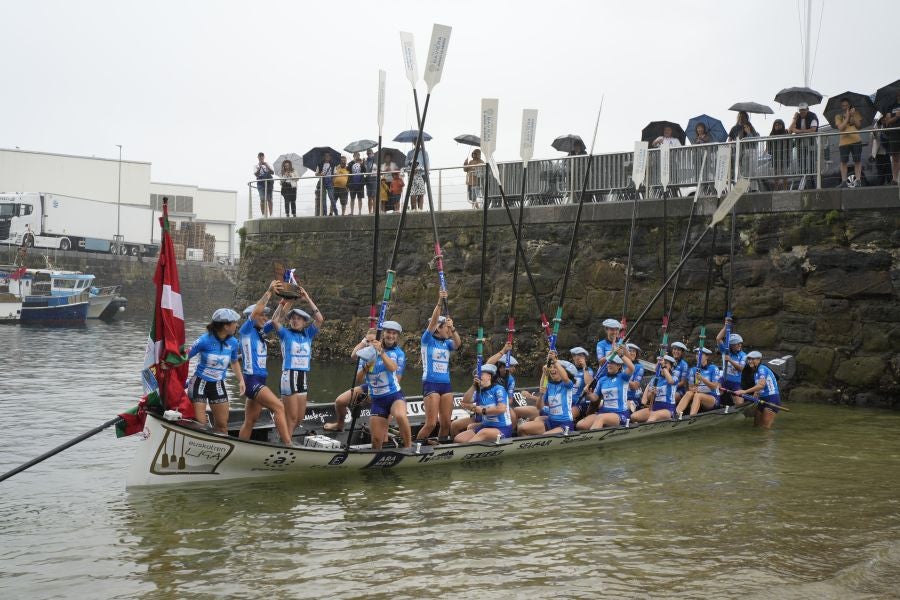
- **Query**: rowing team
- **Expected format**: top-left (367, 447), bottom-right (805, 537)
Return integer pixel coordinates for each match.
top-left (182, 284), bottom-right (781, 450)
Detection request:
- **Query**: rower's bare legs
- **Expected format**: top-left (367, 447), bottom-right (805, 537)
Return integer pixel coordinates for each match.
top-left (240, 388), bottom-right (292, 445)
top-left (192, 401), bottom-right (209, 427)
top-left (589, 413), bottom-right (622, 430)
top-left (450, 416), bottom-right (471, 437)
top-left (689, 393), bottom-right (717, 416)
top-left (675, 391), bottom-right (695, 416)
top-left (468, 426), bottom-right (502, 442)
top-left (390, 400), bottom-right (412, 448)
top-left (416, 392), bottom-right (440, 441)
top-left (325, 386), bottom-right (363, 432)
top-left (518, 416), bottom-right (549, 436)
top-left (755, 406), bottom-right (777, 429)
top-left (647, 409), bottom-right (675, 422)
top-left (576, 413), bottom-right (603, 430)
top-left (209, 401), bottom-right (230, 435)
top-left (437, 392), bottom-right (454, 439)
top-left (284, 393), bottom-right (308, 435)
top-left (454, 425), bottom-right (478, 443)
top-left (369, 415), bottom-right (388, 450)
top-left (513, 405), bottom-right (539, 421)
top-left (630, 407), bottom-right (651, 423)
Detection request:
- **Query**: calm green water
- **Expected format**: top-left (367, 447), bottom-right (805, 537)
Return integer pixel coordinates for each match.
top-left (1, 320), bottom-right (899, 599)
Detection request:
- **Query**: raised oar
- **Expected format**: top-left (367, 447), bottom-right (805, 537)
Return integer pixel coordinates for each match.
top-left (696, 215), bottom-right (719, 379)
top-left (401, 31), bottom-right (449, 316)
top-left (0, 416), bottom-right (123, 483)
top-left (369, 70), bottom-right (386, 328)
top-left (722, 193), bottom-right (738, 373)
top-left (476, 98), bottom-right (499, 381)
top-left (547, 101), bottom-right (604, 355)
top-left (505, 109), bottom-right (539, 366)
top-left (620, 178), bottom-right (750, 344)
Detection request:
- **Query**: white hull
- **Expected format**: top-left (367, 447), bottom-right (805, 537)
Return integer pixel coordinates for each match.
top-left (87, 294), bottom-right (114, 319)
top-left (126, 403), bottom-right (754, 488)
top-left (0, 299), bottom-right (21, 323)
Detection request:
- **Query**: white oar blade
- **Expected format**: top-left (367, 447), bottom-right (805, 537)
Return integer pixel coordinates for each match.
top-left (423, 24), bottom-right (452, 93)
top-left (520, 109), bottom-right (538, 164)
top-left (377, 70), bottom-right (386, 132)
top-left (631, 141), bottom-right (649, 189)
top-left (481, 98), bottom-right (499, 160)
top-left (399, 32), bottom-right (418, 87)
top-left (487, 156), bottom-right (501, 183)
top-left (711, 178), bottom-right (750, 227)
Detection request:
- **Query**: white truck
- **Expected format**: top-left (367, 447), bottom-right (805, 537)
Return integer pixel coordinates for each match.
top-left (0, 192), bottom-right (160, 256)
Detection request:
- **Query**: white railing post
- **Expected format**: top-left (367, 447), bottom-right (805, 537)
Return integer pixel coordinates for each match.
top-left (815, 134), bottom-right (822, 190)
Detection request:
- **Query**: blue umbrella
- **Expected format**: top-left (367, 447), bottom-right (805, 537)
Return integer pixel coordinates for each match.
top-left (393, 130), bottom-right (432, 143)
top-left (686, 114), bottom-right (727, 143)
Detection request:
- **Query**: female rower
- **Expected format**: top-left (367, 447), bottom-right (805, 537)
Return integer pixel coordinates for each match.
top-left (569, 346), bottom-right (595, 421)
top-left (625, 343), bottom-right (644, 412)
top-left (579, 350), bottom-right (635, 430)
top-left (271, 288), bottom-right (325, 436)
top-left (716, 320), bottom-right (747, 401)
top-left (353, 322), bottom-right (410, 448)
top-left (452, 342), bottom-right (524, 437)
top-left (675, 347), bottom-right (722, 416)
top-left (735, 350), bottom-right (781, 429)
top-left (456, 363), bottom-right (513, 442)
top-left (237, 282), bottom-right (293, 445)
top-left (518, 353), bottom-right (576, 436)
top-left (595, 318), bottom-right (622, 370)
top-left (187, 308), bottom-right (245, 433)
top-left (669, 341), bottom-right (690, 401)
top-left (632, 354), bottom-right (678, 423)
top-left (418, 289), bottom-right (462, 443)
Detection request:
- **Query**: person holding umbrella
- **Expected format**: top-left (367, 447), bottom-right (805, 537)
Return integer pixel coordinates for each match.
top-left (364, 148), bottom-right (378, 214)
top-left (463, 148), bottom-right (485, 209)
top-left (881, 89), bottom-right (900, 184)
top-left (728, 112), bottom-right (758, 141)
top-left (835, 98), bottom-right (865, 187)
top-left (693, 122), bottom-right (716, 144)
top-left (652, 125), bottom-right (683, 148)
top-left (789, 102), bottom-right (820, 188)
top-left (316, 152), bottom-right (337, 216)
top-left (279, 159), bottom-right (299, 217)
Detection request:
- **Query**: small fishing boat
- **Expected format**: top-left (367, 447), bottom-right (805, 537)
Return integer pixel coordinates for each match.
top-left (18, 268), bottom-right (93, 324)
top-left (125, 391), bottom-right (755, 488)
top-left (88, 285), bottom-right (127, 320)
top-left (0, 267), bottom-right (24, 322)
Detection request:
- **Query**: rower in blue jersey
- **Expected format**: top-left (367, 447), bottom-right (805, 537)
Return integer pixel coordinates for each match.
top-left (418, 288), bottom-right (462, 443)
top-left (519, 353), bottom-right (576, 436)
top-left (454, 342), bottom-right (527, 437)
top-left (632, 354), bottom-right (679, 422)
top-left (716, 320), bottom-right (747, 395)
top-left (578, 348), bottom-right (635, 430)
top-left (352, 320), bottom-right (410, 448)
top-left (595, 318), bottom-right (622, 370)
top-left (270, 287), bottom-right (325, 436)
top-left (187, 307), bottom-right (244, 433)
top-left (237, 281), bottom-right (293, 445)
top-left (624, 343), bottom-right (644, 412)
top-left (456, 363), bottom-right (513, 442)
top-left (569, 346), bottom-right (595, 421)
top-left (675, 347), bottom-right (722, 417)
top-left (736, 350), bottom-right (782, 429)
top-left (669, 341), bottom-right (690, 400)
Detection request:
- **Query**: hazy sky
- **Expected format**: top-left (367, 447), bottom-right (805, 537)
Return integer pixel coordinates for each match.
top-left (4, 0), bottom-right (898, 219)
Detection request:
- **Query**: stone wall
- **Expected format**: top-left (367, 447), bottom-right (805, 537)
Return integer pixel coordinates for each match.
top-left (241, 187), bottom-right (900, 408)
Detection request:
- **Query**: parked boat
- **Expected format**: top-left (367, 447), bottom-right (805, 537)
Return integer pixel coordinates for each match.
top-left (18, 268), bottom-right (93, 324)
top-left (125, 392), bottom-right (754, 488)
top-left (0, 266), bottom-right (24, 322)
top-left (89, 285), bottom-right (127, 320)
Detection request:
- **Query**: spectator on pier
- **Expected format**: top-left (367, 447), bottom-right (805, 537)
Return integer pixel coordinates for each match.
top-left (872, 116), bottom-right (895, 185)
top-left (406, 144), bottom-right (430, 170)
top-left (463, 149), bottom-right (485, 209)
top-left (364, 148), bottom-right (378, 214)
top-left (788, 102), bottom-right (819, 188)
top-left (693, 122), bottom-right (716, 145)
top-left (881, 89), bottom-right (900, 184)
top-left (728, 111), bottom-right (758, 141)
top-left (767, 119), bottom-right (791, 190)
top-left (381, 151), bottom-right (401, 212)
top-left (316, 152), bottom-right (337, 216)
top-left (405, 159), bottom-right (426, 211)
top-left (835, 97), bottom-right (864, 187)
top-left (280, 159), bottom-right (298, 217)
top-left (348, 152), bottom-right (366, 216)
top-left (254, 152), bottom-right (274, 217)
top-left (652, 125), bottom-right (683, 148)
top-left (334, 155), bottom-right (351, 215)
top-left (567, 140), bottom-right (587, 156)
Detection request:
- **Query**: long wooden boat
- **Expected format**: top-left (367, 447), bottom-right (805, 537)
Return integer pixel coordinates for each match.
top-left (125, 391), bottom-right (755, 488)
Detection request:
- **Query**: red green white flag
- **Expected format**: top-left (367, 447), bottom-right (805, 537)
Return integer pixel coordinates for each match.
top-left (117, 200), bottom-right (192, 437)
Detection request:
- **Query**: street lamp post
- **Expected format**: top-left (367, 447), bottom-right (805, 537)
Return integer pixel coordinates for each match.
top-left (116, 144), bottom-right (122, 253)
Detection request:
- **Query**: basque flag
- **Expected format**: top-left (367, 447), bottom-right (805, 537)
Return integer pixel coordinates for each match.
top-left (117, 200), bottom-right (192, 437)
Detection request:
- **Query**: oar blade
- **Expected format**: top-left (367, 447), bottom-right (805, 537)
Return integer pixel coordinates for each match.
top-left (520, 109), bottom-right (538, 164)
top-left (423, 24), bottom-right (452, 93)
top-left (481, 98), bottom-right (499, 160)
top-left (377, 69), bottom-right (386, 132)
top-left (710, 178), bottom-right (750, 227)
top-left (399, 32), bottom-right (418, 87)
top-left (487, 156), bottom-right (501, 183)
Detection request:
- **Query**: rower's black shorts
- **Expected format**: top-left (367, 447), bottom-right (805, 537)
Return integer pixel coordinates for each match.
top-left (187, 376), bottom-right (228, 405)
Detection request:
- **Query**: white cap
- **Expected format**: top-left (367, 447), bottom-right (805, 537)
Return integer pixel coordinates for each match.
top-left (747, 350), bottom-right (763, 359)
top-left (287, 308), bottom-right (311, 321)
top-left (356, 345), bottom-right (377, 363)
top-left (798, 102), bottom-right (809, 109)
top-left (695, 347), bottom-right (713, 355)
top-left (625, 343), bottom-right (641, 352)
top-left (243, 304), bottom-right (272, 317)
top-left (382, 320), bottom-right (402, 333)
top-left (481, 363), bottom-right (498, 375)
top-left (663, 354), bottom-right (676, 364)
top-left (728, 334), bottom-right (743, 345)
top-left (670, 342), bottom-right (688, 351)
top-left (502, 355), bottom-right (519, 367)
top-left (602, 318), bottom-right (622, 329)
top-left (608, 355), bottom-right (624, 365)
top-left (211, 308), bottom-right (240, 323)
top-left (570, 346), bottom-right (589, 357)
top-left (557, 360), bottom-right (578, 378)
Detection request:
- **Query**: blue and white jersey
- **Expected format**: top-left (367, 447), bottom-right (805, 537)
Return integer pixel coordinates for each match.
top-left (502, 373), bottom-right (517, 399)
top-left (543, 380), bottom-right (574, 423)
top-left (239, 320), bottom-right (273, 377)
top-left (363, 346), bottom-right (406, 398)
top-left (596, 339), bottom-right (614, 365)
top-left (689, 364), bottom-right (722, 397)
top-left (717, 344), bottom-right (747, 384)
top-left (673, 359), bottom-right (690, 391)
top-left (628, 363), bottom-right (644, 402)
top-left (574, 366), bottom-right (594, 400)
top-left (189, 332), bottom-right (240, 382)
top-left (421, 330), bottom-right (455, 383)
top-left (278, 323), bottom-right (320, 372)
top-left (598, 370), bottom-right (631, 414)
top-left (754, 365), bottom-right (780, 398)
top-left (651, 379), bottom-right (677, 409)
top-left (476, 384), bottom-right (512, 428)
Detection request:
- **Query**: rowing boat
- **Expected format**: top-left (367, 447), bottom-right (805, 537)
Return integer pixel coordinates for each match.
top-left (125, 391), bottom-right (755, 488)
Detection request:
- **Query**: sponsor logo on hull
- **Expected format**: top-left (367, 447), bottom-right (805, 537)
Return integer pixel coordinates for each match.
top-left (150, 427), bottom-right (234, 475)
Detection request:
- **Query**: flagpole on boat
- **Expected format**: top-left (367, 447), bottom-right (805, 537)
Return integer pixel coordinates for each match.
top-left (401, 30), bottom-right (450, 316)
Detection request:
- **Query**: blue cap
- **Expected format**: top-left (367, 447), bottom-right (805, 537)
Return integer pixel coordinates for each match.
top-left (382, 320), bottom-right (402, 333)
top-left (211, 308), bottom-right (240, 323)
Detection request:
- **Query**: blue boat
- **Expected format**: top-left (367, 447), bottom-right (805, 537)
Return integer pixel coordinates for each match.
top-left (17, 268), bottom-right (94, 325)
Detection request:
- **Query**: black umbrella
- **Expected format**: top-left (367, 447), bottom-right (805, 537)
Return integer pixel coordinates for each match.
top-left (302, 146), bottom-right (342, 171)
top-left (641, 121), bottom-right (686, 145)
top-left (823, 92), bottom-right (876, 129)
top-left (551, 134), bottom-right (585, 153)
top-left (774, 86), bottom-right (823, 107)
top-left (874, 79), bottom-right (900, 115)
top-left (377, 147), bottom-right (407, 168)
top-left (729, 102), bottom-right (774, 115)
top-left (344, 139), bottom-right (378, 153)
top-left (454, 133), bottom-right (481, 147)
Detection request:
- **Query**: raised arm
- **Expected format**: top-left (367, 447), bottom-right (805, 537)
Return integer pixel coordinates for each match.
top-left (300, 287), bottom-right (324, 326)
top-left (427, 289), bottom-right (446, 333)
top-left (486, 342), bottom-right (513, 366)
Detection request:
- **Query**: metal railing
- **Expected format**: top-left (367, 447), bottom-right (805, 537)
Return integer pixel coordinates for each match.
top-left (246, 127), bottom-right (899, 219)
